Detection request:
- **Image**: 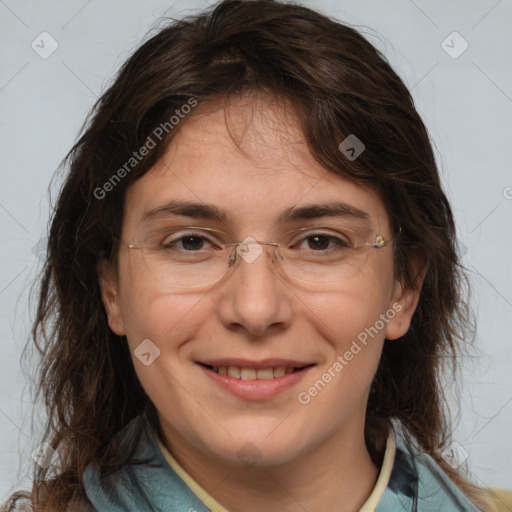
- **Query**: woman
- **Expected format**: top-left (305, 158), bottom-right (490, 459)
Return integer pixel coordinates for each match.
top-left (3, 0), bottom-right (510, 511)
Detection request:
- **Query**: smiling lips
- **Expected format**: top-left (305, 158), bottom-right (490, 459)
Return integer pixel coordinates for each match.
top-left (199, 358), bottom-right (311, 380)
top-left (209, 366), bottom-right (297, 380)
top-left (198, 359), bottom-right (314, 399)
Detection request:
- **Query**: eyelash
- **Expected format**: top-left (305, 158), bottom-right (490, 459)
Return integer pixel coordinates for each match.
top-left (160, 230), bottom-right (352, 252)
top-left (292, 233), bottom-right (351, 252)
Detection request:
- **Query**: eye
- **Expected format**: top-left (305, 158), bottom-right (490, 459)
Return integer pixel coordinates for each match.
top-left (165, 234), bottom-right (209, 251)
top-left (159, 230), bottom-right (219, 252)
top-left (291, 231), bottom-right (352, 252)
top-left (305, 234), bottom-right (344, 251)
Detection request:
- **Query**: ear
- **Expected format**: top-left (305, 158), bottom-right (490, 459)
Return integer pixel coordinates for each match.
top-left (385, 256), bottom-right (428, 341)
top-left (97, 259), bottom-right (126, 336)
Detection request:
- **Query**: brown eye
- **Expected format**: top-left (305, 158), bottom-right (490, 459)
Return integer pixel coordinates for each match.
top-left (178, 235), bottom-right (207, 251)
top-left (159, 231), bottom-right (215, 252)
top-left (306, 235), bottom-right (331, 251)
top-left (292, 232), bottom-right (351, 252)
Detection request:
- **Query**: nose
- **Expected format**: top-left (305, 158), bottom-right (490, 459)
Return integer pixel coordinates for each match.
top-left (216, 242), bottom-right (294, 337)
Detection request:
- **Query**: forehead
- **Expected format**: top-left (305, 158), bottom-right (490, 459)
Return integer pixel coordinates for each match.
top-left (123, 96), bottom-right (390, 235)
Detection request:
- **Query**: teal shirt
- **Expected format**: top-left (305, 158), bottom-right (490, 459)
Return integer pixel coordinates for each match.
top-left (82, 416), bottom-right (482, 511)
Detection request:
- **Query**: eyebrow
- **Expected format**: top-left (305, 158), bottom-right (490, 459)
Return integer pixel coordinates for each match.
top-left (141, 200), bottom-right (371, 225)
top-left (141, 200), bottom-right (227, 222)
top-left (277, 202), bottom-right (370, 224)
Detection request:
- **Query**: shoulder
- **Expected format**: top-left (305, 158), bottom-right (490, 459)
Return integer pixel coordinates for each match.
top-left (378, 421), bottom-right (483, 512)
top-left (82, 415), bottom-right (209, 511)
top-left (487, 488), bottom-right (512, 512)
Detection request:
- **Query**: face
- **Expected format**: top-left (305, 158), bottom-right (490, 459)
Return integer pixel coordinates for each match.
top-left (100, 95), bottom-right (420, 469)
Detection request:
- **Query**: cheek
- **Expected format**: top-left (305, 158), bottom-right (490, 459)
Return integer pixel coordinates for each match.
top-left (116, 252), bottom-right (205, 342)
top-left (296, 289), bottom-right (388, 427)
top-left (120, 291), bottom-right (208, 347)
top-left (118, 289), bottom-right (210, 410)
top-left (299, 268), bottom-right (396, 397)
top-left (306, 278), bottom-right (394, 352)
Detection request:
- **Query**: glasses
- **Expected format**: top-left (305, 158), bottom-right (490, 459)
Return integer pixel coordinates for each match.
top-left (118, 225), bottom-right (394, 290)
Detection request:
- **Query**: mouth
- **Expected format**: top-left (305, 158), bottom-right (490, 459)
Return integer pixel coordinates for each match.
top-left (196, 360), bottom-right (315, 400)
top-left (199, 364), bottom-right (310, 380)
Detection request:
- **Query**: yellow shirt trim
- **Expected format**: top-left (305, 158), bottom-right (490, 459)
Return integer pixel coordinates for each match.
top-left (154, 433), bottom-right (230, 512)
top-left (359, 426), bottom-right (396, 511)
top-left (154, 426), bottom-right (396, 512)
top-left (488, 488), bottom-right (512, 512)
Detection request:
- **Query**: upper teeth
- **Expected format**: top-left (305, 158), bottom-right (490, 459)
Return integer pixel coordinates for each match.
top-left (212, 366), bottom-right (296, 380)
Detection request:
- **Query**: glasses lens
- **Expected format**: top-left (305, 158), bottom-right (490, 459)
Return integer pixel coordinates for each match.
top-left (276, 228), bottom-right (373, 285)
top-left (142, 229), bottom-right (229, 288)
top-left (280, 249), bottom-right (371, 284)
top-left (137, 227), bottom-right (384, 289)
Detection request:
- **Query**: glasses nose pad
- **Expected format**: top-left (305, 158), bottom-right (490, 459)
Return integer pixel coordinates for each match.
top-left (226, 243), bottom-right (282, 270)
top-left (228, 247), bottom-right (237, 268)
top-left (272, 246), bottom-right (283, 264)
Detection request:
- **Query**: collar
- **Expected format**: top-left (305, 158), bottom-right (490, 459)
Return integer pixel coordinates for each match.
top-left (153, 425), bottom-right (395, 511)
top-left (82, 415), bottom-right (482, 512)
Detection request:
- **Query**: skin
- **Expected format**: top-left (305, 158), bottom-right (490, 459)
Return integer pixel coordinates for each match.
top-left (100, 95), bottom-right (423, 512)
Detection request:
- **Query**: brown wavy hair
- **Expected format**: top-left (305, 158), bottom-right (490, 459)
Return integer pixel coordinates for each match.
top-left (4, 0), bottom-right (492, 510)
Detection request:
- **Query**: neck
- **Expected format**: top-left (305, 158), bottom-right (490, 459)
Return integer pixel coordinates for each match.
top-left (159, 415), bottom-right (385, 512)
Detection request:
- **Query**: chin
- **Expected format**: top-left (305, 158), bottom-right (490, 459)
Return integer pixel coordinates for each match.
top-left (205, 429), bottom-right (307, 468)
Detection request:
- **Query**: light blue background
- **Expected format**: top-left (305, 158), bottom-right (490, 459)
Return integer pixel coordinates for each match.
top-left (0, 0), bottom-right (511, 500)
